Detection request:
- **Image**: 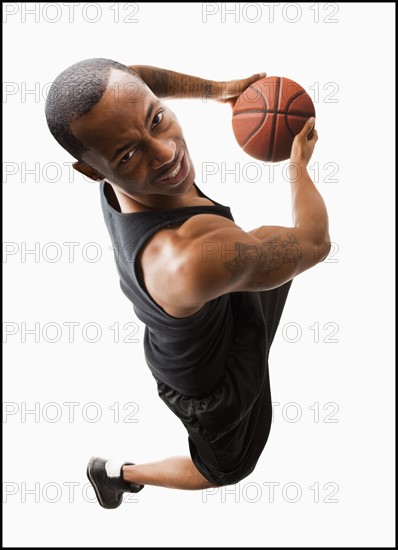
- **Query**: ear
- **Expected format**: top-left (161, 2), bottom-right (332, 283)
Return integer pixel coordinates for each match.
top-left (72, 161), bottom-right (103, 182)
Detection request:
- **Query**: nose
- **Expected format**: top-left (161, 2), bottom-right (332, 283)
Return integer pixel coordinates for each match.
top-left (149, 138), bottom-right (176, 170)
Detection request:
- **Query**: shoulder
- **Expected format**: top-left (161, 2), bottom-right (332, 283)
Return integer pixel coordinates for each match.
top-left (140, 213), bottom-right (238, 263)
top-left (137, 213), bottom-right (239, 317)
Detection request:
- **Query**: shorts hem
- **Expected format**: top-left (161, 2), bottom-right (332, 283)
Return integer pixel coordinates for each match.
top-left (188, 435), bottom-right (256, 487)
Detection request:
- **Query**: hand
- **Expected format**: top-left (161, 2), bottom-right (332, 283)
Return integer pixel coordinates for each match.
top-left (290, 117), bottom-right (318, 166)
top-left (215, 72), bottom-right (267, 108)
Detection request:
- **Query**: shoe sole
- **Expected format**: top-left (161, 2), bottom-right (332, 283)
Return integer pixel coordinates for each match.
top-left (86, 456), bottom-right (118, 509)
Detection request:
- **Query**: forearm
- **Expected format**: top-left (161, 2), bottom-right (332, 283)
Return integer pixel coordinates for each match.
top-left (290, 163), bottom-right (330, 248)
top-left (130, 65), bottom-right (220, 100)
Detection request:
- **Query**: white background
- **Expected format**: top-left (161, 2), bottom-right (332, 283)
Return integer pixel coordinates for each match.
top-left (3, 2), bottom-right (395, 547)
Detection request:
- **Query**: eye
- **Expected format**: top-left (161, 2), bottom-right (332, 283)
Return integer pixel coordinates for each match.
top-left (152, 110), bottom-right (163, 127)
top-left (120, 150), bottom-right (136, 165)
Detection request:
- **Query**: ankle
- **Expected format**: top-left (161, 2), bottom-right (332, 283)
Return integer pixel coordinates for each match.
top-left (121, 464), bottom-right (137, 483)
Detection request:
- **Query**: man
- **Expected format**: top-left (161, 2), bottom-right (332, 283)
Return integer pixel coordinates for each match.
top-left (45, 58), bottom-right (330, 508)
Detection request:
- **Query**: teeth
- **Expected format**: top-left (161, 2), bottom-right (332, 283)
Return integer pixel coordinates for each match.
top-left (164, 160), bottom-right (182, 180)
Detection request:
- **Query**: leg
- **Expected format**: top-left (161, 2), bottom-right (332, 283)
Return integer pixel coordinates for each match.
top-left (122, 455), bottom-right (219, 490)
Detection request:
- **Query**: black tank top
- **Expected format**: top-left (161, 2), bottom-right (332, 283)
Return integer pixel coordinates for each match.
top-left (100, 180), bottom-right (270, 397)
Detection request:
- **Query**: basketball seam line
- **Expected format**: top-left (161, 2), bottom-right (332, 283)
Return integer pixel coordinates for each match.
top-left (233, 110), bottom-right (315, 117)
top-left (269, 77), bottom-right (281, 160)
top-left (241, 84), bottom-right (268, 148)
top-left (285, 89), bottom-right (306, 110)
top-left (237, 82), bottom-right (313, 159)
top-left (284, 90), bottom-right (308, 138)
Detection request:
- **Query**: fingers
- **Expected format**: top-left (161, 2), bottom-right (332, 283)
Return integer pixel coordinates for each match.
top-left (305, 116), bottom-right (316, 131)
top-left (299, 117), bottom-right (317, 140)
top-left (246, 72), bottom-right (267, 85)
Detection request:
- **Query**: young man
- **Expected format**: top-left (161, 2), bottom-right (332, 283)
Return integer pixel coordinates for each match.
top-left (45, 58), bottom-right (330, 508)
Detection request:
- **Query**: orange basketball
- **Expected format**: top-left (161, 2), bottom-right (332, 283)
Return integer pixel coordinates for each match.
top-left (232, 76), bottom-right (315, 162)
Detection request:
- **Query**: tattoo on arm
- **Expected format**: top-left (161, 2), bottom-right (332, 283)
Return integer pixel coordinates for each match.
top-left (223, 234), bottom-right (302, 288)
top-left (151, 69), bottom-right (170, 97)
top-left (130, 65), bottom-right (217, 99)
top-left (134, 67), bottom-right (170, 97)
top-left (156, 72), bottom-right (215, 99)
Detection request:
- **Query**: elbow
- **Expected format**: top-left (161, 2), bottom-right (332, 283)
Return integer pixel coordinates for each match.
top-left (313, 233), bottom-right (331, 264)
top-left (305, 218), bottom-right (331, 264)
top-left (320, 239), bottom-right (332, 263)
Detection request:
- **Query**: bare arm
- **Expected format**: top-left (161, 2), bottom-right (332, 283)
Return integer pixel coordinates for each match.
top-left (140, 118), bottom-right (331, 314)
top-left (130, 64), bottom-right (266, 105)
top-left (249, 118), bottom-right (331, 265)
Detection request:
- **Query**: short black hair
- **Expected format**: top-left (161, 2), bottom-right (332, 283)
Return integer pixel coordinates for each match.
top-left (45, 58), bottom-right (142, 161)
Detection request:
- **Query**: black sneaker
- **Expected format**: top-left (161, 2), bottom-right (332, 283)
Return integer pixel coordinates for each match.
top-left (87, 457), bottom-right (144, 509)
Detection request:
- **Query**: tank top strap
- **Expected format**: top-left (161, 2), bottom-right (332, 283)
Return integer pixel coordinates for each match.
top-left (100, 180), bottom-right (235, 260)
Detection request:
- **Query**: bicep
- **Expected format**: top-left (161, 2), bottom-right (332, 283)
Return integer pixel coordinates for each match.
top-left (174, 218), bottom-right (319, 307)
top-left (147, 216), bottom-right (319, 312)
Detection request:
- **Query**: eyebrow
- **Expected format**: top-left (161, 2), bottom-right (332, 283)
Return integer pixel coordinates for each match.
top-left (110, 101), bottom-right (157, 164)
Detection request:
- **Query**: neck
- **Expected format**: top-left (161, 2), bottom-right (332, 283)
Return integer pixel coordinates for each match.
top-left (109, 181), bottom-right (199, 213)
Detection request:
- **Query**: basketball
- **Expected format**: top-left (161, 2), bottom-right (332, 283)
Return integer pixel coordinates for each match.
top-left (232, 76), bottom-right (316, 162)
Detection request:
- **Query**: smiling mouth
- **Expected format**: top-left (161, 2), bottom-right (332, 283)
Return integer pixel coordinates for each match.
top-left (161, 158), bottom-right (182, 180)
top-left (157, 151), bottom-right (189, 186)
top-left (158, 152), bottom-right (184, 181)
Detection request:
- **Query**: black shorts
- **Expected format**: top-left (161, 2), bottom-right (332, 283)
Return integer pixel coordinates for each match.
top-left (156, 367), bottom-right (273, 486)
top-left (155, 281), bottom-right (292, 486)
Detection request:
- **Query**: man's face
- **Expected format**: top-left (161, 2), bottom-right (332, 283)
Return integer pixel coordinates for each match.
top-left (71, 69), bottom-right (195, 197)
